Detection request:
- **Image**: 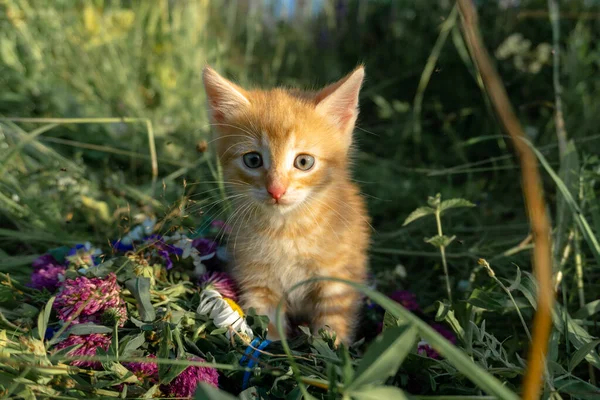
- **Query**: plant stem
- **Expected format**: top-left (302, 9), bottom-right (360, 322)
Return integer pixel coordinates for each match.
top-left (435, 209), bottom-right (453, 303)
top-left (548, 0), bottom-right (568, 159)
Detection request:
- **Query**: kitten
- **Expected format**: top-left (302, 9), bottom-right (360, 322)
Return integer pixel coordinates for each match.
top-left (202, 66), bottom-right (370, 345)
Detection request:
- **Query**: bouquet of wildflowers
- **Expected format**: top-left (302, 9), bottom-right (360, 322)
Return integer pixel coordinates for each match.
top-left (0, 217), bottom-right (457, 399)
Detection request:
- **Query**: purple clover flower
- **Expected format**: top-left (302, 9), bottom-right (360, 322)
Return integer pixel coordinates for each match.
top-left (124, 354), bottom-right (159, 383)
top-left (54, 273), bottom-right (127, 326)
top-left (199, 272), bottom-right (238, 301)
top-left (54, 334), bottom-right (111, 368)
top-left (161, 356), bottom-right (218, 398)
top-left (32, 254), bottom-right (59, 270)
top-left (29, 263), bottom-right (66, 292)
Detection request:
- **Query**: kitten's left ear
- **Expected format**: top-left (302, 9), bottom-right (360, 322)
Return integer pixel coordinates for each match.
top-left (314, 66), bottom-right (365, 134)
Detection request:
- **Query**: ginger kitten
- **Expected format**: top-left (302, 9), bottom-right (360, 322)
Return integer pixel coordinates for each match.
top-left (202, 66), bottom-right (370, 344)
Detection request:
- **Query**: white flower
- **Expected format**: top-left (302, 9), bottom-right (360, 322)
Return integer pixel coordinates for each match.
top-left (197, 289), bottom-right (253, 340)
top-left (120, 217), bottom-right (156, 245)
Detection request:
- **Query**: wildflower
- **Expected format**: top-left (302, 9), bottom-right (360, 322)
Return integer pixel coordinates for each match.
top-left (199, 272), bottom-right (238, 301)
top-left (417, 323), bottom-right (457, 360)
top-left (54, 273), bottom-right (127, 326)
top-left (146, 235), bottom-right (182, 270)
top-left (389, 290), bottom-right (420, 312)
top-left (192, 238), bottom-right (217, 259)
top-left (123, 354), bottom-right (159, 383)
top-left (29, 263), bottom-right (66, 292)
top-left (113, 218), bottom-right (156, 252)
top-left (54, 334), bottom-right (111, 368)
top-left (165, 233), bottom-right (211, 275)
top-left (32, 254), bottom-right (60, 270)
top-left (197, 289), bottom-right (253, 340)
top-left (65, 243), bottom-right (102, 268)
top-left (161, 356), bottom-right (218, 398)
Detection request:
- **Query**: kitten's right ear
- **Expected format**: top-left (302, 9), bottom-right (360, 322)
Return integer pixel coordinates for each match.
top-left (202, 66), bottom-right (250, 123)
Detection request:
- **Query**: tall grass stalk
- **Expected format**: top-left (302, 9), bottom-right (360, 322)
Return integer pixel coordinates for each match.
top-left (457, 2), bottom-right (555, 398)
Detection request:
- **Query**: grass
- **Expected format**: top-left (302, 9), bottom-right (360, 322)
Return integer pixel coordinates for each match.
top-left (1, 0), bottom-right (600, 399)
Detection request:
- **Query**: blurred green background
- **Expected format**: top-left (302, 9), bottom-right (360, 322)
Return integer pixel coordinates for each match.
top-left (1, 0), bottom-right (599, 304)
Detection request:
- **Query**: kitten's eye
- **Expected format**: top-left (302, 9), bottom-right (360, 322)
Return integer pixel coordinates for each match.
top-left (294, 154), bottom-right (315, 171)
top-left (243, 152), bottom-right (263, 169)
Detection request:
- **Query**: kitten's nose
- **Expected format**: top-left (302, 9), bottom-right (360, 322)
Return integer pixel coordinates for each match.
top-left (267, 184), bottom-right (286, 201)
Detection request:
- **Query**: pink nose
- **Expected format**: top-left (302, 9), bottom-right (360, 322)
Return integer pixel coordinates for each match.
top-left (267, 184), bottom-right (286, 201)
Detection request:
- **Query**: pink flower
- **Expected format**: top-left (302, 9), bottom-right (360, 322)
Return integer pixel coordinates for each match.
top-left (161, 357), bottom-right (219, 398)
top-left (54, 273), bottom-right (127, 327)
top-left (199, 272), bottom-right (238, 301)
top-left (124, 354), bottom-right (159, 383)
top-left (54, 334), bottom-right (111, 368)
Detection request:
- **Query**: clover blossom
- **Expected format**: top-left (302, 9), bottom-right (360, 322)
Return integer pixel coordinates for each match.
top-left (199, 272), bottom-right (238, 301)
top-left (54, 334), bottom-right (111, 368)
top-left (29, 263), bottom-right (66, 292)
top-left (124, 354), bottom-right (159, 383)
top-left (161, 356), bottom-right (218, 398)
top-left (54, 273), bottom-right (127, 326)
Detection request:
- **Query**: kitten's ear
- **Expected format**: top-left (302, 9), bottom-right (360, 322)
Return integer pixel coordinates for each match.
top-left (202, 66), bottom-right (250, 123)
top-left (314, 66), bottom-right (365, 134)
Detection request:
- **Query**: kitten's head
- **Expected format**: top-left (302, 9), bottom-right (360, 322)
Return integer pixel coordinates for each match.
top-left (202, 66), bottom-right (364, 214)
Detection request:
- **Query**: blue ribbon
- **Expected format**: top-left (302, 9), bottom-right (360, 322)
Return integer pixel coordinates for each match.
top-left (240, 338), bottom-right (271, 389)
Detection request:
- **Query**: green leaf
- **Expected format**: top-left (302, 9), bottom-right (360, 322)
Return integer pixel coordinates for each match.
top-left (194, 382), bottom-right (239, 400)
top-left (402, 207), bottom-right (435, 226)
top-left (48, 246), bottom-right (70, 264)
top-left (120, 332), bottom-right (146, 358)
top-left (519, 272), bottom-right (600, 369)
top-left (466, 289), bottom-right (505, 311)
top-left (424, 234), bottom-right (456, 248)
top-left (555, 141), bottom-right (579, 260)
top-left (439, 198), bottom-right (476, 213)
top-left (382, 311), bottom-right (400, 332)
top-left (311, 337), bottom-right (339, 362)
top-left (346, 324), bottom-right (417, 391)
top-left (349, 386), bottom-right (409, 400)
top-left (158, 324), bottom-right (172, 382)
top-left (574, 299), bottom-right (600, 319)
top-left (529, 141), bottom-right (600, 266)
top-left (434, 301), bottom-right (465, 343)
top-left (555, 379), bottom-right (600, 400)
top-left (67, 323), bottom-right (113, 335)
top-left (506, 266), bottom-right (521, 292)
top-left (569, 339), bottom-right (600, 372)
top-left (125, 277), bottom-right (156, 322)
top-left (159, 362), bottom-right (188, 386)
top-left (37, 297), bottom-right (55, 341)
